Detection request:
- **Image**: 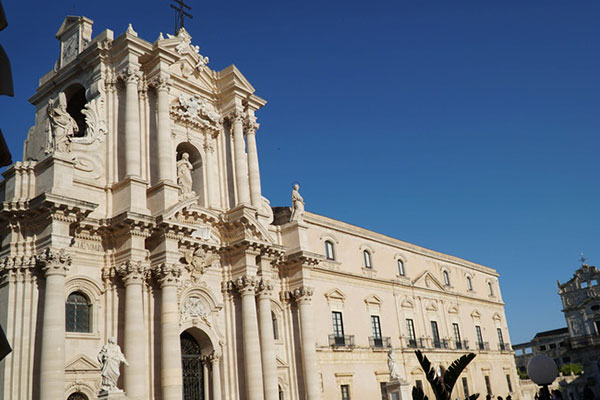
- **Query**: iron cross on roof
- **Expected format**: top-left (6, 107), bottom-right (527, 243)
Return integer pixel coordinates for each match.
top-left (170, 0), bottom-right (193, 34)
top-left (580, 252), bottom-right (586, 265)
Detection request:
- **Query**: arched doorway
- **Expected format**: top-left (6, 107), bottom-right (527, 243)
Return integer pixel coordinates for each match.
top-left (181, 331), bottom-right (204, 400)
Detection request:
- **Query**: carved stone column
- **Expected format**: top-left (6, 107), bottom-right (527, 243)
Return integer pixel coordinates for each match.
top-left (155, 74), bottom-right (173, 183)
top-left (123, 67), bottom-right (141, 177)
top-left (204, 135), bottom-right (219, 208)
top-left (245, 120), bottom-right (262, 208)
top-left (234, 275), bottom-right (264, 400)
top-left (156, 263), bottom-right (183, 400)
top-left (209, 351), bottom-right (223, 400)
top-left (37, 248), bottom-right (71, 400)
top-left (117, 261), bottom-right (148, 400)
top-left (202, 356), bottom-right (210, 400)
top-left (292, 286), bottom-right (320, 400)
top-left (257, 279), bottom-right (278, 400)
top-left (229, 111), bottom-right (251, 205)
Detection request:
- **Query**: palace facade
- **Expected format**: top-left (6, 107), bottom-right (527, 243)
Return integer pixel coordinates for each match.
top-left (0, 16), bottom-right (519, 400)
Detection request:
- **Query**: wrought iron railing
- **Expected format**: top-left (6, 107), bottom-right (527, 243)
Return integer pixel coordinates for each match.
top-left (329, 334), bottom-right (355, 348)
top-left (406, 338), bottom-right (426, 349)
top-left (369, 336), bottom-right (392, 348)
top-left (499, 343), bottom-right (511, 352)
top-left (477, 341), bottom-right (490, 351)
top-left (454, 339), bottom-right (469, 350)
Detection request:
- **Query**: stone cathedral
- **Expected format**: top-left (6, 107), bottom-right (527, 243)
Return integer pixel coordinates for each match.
top-left (0, 16), bottom-right (521, 400)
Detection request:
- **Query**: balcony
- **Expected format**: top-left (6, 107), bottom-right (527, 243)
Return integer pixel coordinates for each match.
top-left (454, 340), bottom-right (469, 350)
top-left (499, 343), bottom-right (512, 352)
top-left (329, 334), bottom-right (355, 349)
top-left (477, 341), bottom-right (490, 351)
top-left (406, 338), bottom-right (426, 349)
top-left (369, 336), bottom-right (392, 349)
top-left (432, 338), bottom-right (449, 349)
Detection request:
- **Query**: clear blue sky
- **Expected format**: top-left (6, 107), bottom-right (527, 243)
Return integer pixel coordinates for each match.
top-left (1, 1), bottom-right (599, 344)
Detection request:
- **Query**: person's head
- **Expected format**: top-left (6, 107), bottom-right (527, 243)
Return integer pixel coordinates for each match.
top-left (108, 337), bottom-right (116, 344)
top-left (293, 184), bottom-right (299, 190)
top-left (182, 152), bottom-right (189, 161)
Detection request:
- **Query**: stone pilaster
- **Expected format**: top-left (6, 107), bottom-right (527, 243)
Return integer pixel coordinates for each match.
top-left (204, 135), bottom-right (219, 208)
top-left (116, 260), bottom-right (148, 400)
top-left (229, 111), bottom-right (251, 205)
top-left (209, 351), bottom-right (223, 400)
top-left (257, 279), bottom-right (278, 400)
top-left (245, 120), bottom-right (262, 208)
top-left (156, 263), bottom-right (183, 400)
top-left (37, 248), bottom-right (71, 400)
top-left (155, 74), bottom-right (173, 183)
top-left (233, 275), bottom-right (264, 400)
top-left (291, 286), bottom-right (320, 400)
top-left (122, 67), bottom-right (141, 178)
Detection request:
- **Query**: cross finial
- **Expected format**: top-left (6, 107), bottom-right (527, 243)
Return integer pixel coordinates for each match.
top-left (580, 252), bottom-right (586, 265)
top-left (170, 0), bottom-right (193, 34)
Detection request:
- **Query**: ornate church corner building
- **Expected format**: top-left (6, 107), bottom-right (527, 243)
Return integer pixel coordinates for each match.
top-left (0, 15), bottom-right (521, 400)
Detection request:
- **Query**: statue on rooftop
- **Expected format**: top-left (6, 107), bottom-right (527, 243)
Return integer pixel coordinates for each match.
top-left (289, 184), bottom-right (305, 223)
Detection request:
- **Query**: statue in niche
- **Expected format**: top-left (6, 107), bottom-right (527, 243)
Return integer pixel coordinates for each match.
top-left (97, 337), bottom-right (129, 392)
top-left (387, 347), bottom-right (402, 381)
top-left (289, 184), bottom-right (305, 223)
top-left (47, 92), bottom-right (78, 153)
top-left (177, 152), bottom-right (196, 200)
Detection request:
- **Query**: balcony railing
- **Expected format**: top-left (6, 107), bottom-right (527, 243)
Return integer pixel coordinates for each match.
top-left (406, 338), bottom-right (426, 349)
top-left (499, 343), bottom-right (512, 352)
top-left (452, 339), bottom-right (469, 350)
top-left (329, 334), bottom-right (355, 348)
top-left (432, 338), bottom-right (449, 349)
top-left (477, 341), bottom-right (490, 351)
top-left (369, 336), bottom-right (392, 349)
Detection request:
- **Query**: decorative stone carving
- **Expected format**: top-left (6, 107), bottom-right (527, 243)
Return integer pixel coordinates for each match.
top-left (36, 247), bottom-right (72, 276)
top-left (245, 119), bottom-right (260, 135)
top-left (168, 28), bottom-right (210, 71)
top-left (183, 248), bottom-right (219, 276)
top-left (289, 184), bottom-right (305, 223)
top-left (170, 93), bottom-right (221, 133)
top-left (115, 260), bottom-right (147, 285)
top-left (47, 92), bottom-right (78, 154)
top-left (177, 153), bottom-right (196, 200)
top-left (181, 296), bottom-right (211, 326)
top-left (233, 275), bottom-right (258, 295)
top-left (208, 351), bottom-right (221, 363)
top-left (154, 263), bottom-right (181, 287)
top-left (291, 286), bottom-right (314, 304)
top-left (70, 96), bottom-right (108, 145)
top-left (119, 67), bottom-right (139, 85)
top-left (257, 278), bottom-right (274, 297)
top-left (387, 347), bottom-right (403, 381)
top-left (97, 337), bottom-right (129, 393)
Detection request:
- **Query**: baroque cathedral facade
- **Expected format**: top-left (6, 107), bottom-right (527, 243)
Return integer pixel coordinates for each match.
top-left (0, 16), bottom-right (520, 400)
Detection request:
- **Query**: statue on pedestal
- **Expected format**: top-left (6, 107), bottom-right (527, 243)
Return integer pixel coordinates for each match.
top-left (388, 347), bottom-right (402, 381)
top-left (177, 152), bottom-right (195, 200)
top-left (48, 92), bottom-right (78, 154)
top-left (98, 337), bottom-right (129, 393)
top-left (289, 184), bottom-right (305, 222)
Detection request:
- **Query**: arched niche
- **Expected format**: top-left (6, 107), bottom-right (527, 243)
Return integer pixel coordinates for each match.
top-left (64, 83), bottom-right (87, 137)
top-left (176, 142), bottom-right (205, 206)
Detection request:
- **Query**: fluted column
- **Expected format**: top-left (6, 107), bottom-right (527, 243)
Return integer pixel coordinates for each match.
top-left (204, 135), bottom-right (218, 208)
top-left (157, 264), bottom-right (183, 400)
top-left (258, 279), bottom-right (278, 400)
top-left (230, 111), bottom-right (251, 205)
top-left (123, 67), bottom-right (141, 177)
top-left (245, 120), bottom-right (262, 208)
top-left (118, 261), bottom-right (148, 400)
top-left (234, 275), bottom-right (264, 400)
top-left (155, 74), bottom-right (173, 182)
top-left (292, 286), bottom-right (320, 400)
top-left (37, 248), bottom-right (71, 400)
top-left (210, 352), bottom-right (223, 400)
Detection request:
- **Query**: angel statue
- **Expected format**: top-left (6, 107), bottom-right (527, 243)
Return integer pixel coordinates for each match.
top-left (97, 337), bottom-right (129, 392)
top-left (47, 92), bottom-right (78, 153)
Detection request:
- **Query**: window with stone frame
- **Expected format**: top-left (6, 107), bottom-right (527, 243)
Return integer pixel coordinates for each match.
top-left (66, 291), bottom-right (92, 333)
top-left (67, 392), bottom-right (89, 400)
top-left (271, 311), bottom-right (279, 340)
top-left (397, 259), bottom-right (405, 276)
top-left (466, 276), bottom-right (473, 291)
top-left (325, 240), bottom-right (335, 260)
top-left (443, 270), bottom-right (450, 286)
top-left (363, 250), bottom-right (372, 269)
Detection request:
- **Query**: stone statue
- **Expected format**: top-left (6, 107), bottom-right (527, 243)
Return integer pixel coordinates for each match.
top-left (48, 92), bottom-right (78, 153)
top-left (388, 347), bottom-right (402, 381)
top-left (177, 152), bottom-right (195, 199)
top-left (98, 337), bottom-right (129, 392)
top-left (289, 184), bottom-right (305, 222)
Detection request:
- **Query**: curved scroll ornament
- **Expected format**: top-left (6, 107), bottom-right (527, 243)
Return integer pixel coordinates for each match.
top-left (72, 97), bottom-right (108, 145)
top-left (183, 249), bottom-right (220, 277)
top-left (170, 93), bottom-right (221, 134)
top-left (181, 296), bottom-right (211, 326)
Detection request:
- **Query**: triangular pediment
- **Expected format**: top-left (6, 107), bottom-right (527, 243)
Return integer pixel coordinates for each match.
top-left (217, 65), bottom-right (256, 95)
top-left (412, 270), bottom-right (446, 291)
top-left (364, 294), bottom-right (382, 306)
top-left (448, 304), bottom-right (459, 314)
top-left (400, 297), bottom-right (414, 309)
top-left (492, 312), bottom-right (502, 322)
top-left (65, 354), bottom-right (100, 372)
top-left (325, 288), bottom-right (346, 302)
top-left (471, 310), bottom-right (481, 319)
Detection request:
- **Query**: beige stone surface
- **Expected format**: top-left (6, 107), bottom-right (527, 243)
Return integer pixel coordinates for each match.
top-left (0, 15), bottom-right (521, 400)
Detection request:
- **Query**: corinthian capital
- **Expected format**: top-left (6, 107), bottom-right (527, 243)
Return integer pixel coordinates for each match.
top-left (151, 74), bottom-right (172, 92)
top-left (36, 248), bottom-right (72, 277)
top-left (257, 278), bottom-right (274, 297)
top-left (154, 263), bottom-right (182, 287)
top-left (244, 120), bottom-right (260, 135)
top-left (116, 260), bottom-right (148, 285)
top-left (119, 66), bottom-right (140, 85)
top-left (227, 109), bottom-right (244, 124)
top-left (290, 286), bottom-right (314, 304)
top-left (233, 275), bottom-right (258, 295)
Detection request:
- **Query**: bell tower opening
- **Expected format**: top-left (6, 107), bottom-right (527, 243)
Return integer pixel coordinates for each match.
top-left (64, 83), bottom-right (87, 137)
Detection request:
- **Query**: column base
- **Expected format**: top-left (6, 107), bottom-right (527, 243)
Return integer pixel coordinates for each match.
top-left (147, 180), bottom-right (180, 215)
top-left (385, 378), bottom-right (411, 400)
top-left (98, 389), bottom-right (127, 400)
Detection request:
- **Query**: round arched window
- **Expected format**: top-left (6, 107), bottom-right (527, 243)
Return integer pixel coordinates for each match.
top-left (67, 392), bottom-right (88, 400)
top-left (66, 291), bottom-right (91, 333)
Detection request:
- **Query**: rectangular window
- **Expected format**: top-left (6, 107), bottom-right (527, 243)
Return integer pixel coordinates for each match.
top-left (325, 241), bottom-right (335, 260)
top-left (539, 345), bottom-right (546, 351)
top-left (431, 321), bottom-right (441, 348)
top-left (485, 375), bottom-right (492, 395)
top-left (462, 377), bottom-right (469, 399)
top-left (549, 343), bottom-right (556, 349)
top-left (372, 315), bottom-right (383, 347)
top-left (398, 260), bottom-right (405, 276)
top-left (476, 325), bottom-right (484, 349)
top-left (506, 374), bottom-right (513, 393)
top-left (380, 382), bottom-right (388, 400)
top-left (497, 328), bottom-right (505, 350)
top-left (341, 384), bottom-right (351, 400)
top-left (453, 323), bottom-right (462, 349)
top-left (332, 311), bottom-right (345, 345)
top-left (407, 319), bottom-right (416, 347)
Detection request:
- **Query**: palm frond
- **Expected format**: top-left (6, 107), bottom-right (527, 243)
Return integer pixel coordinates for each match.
top-left (412, 385), bottom-right (428, 400)
top-left (443, 352), bottom-right (476, 393)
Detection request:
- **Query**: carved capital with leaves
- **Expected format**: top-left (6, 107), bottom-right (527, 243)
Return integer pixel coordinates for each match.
top-left (290, 286), bottom-right (314, 304)
top-left (233, 275), bottom-right (258, 296)
top-left (154, 263), bottom-right (182, 287)
top-left (36, 248), bottom-right (72, 277)
top-left (116, 260), bottom-right (148, 285)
